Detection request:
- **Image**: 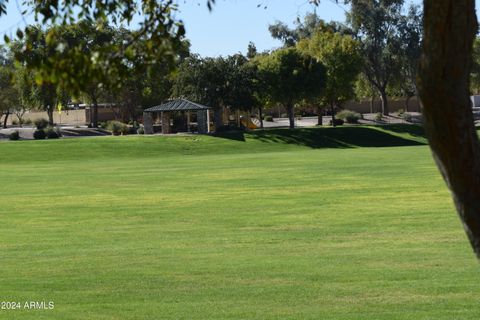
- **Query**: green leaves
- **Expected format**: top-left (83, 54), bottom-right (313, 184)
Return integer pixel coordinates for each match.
top-left (256, 48), bottom-right (326, 107)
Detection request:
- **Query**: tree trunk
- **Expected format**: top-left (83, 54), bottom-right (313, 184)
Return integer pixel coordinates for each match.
top-left (92, 99), bottom-right (99, 128)
top-left (331, 104), bottom-right (336, 127)
top-left (317, 106), bottom-right (323, 126)
top-left (2, 110), bottom-right (9, 128)
top-left (258, 106), bottom-right (264, 129)
top-left (418, 0), bottom-right (480, 257)
top-left (405, 93), bottom-right (414, 112)
top-left (46, 106), bottom-right (54, 125)
top-left (380, 90), bottom-right (389, 115)
top-left (214, 107), bottom-right (224, 130)
top-left (286, 103), bottom-right (295, 129)
top-left (370, 95), bottom-right (375, 114)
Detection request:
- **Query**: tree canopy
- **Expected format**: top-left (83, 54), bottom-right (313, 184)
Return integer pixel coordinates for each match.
top-left (298, 30), bottom-right (362, 124)
top-left (256, 47), bottom-right (326, 128)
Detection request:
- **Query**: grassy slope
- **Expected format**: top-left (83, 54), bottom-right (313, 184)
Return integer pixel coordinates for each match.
top-left (0, 125), bottom-right (479, 319)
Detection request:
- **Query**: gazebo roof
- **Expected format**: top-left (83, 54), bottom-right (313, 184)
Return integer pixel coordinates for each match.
top-left (144, 99), bottom-right (210, 112)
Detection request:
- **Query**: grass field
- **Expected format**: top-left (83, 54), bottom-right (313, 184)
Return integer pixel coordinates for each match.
top-left (0, 125), bottom-right (479, 319)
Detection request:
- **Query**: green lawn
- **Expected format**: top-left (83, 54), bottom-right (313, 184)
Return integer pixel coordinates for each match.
top-left (0, 125), bottom-right (479, 319)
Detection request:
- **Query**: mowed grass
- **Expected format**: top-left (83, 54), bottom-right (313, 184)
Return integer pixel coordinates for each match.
top-left (0, 125), bottom-right (479, 319)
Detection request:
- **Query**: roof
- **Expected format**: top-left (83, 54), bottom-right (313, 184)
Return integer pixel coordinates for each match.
top-left (144, 99), bottom-right (211, 112)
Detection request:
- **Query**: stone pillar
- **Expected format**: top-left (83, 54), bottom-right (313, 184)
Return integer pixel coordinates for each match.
top-left (143, 112), bottom-right (154, 134)
top-left (197, 110), bottom-right (208, 134)
top-left (161, 111), bottom-right (171, 134)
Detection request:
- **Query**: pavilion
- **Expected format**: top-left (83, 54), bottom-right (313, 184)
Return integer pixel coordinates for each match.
top-left (143, 99), bottom-right (211, 134)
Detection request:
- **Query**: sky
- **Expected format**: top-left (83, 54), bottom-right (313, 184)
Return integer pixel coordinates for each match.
top-left (0, 0), bottom-right (479, 57)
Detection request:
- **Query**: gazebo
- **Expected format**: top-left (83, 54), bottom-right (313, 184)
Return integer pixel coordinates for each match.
top-left (143, 99), bottom-right (211, 134)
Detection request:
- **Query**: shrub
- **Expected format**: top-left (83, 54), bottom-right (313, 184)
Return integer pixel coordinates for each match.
top-left (264, 115), bottom-right (274, 122)
top-left (107, 121), bottom-right (129, 135)
top-left (9, 131), bottom-right (20, 140)
top-left (329, 118), bottom-right (344, 126)
top-left (336, 110), bottom-right (362, 124)
top-left (98, 121), bottom-right (107, 129)
top-left (45, 126), bottom-right (61, 139)
top-left (24, 118), bottom-right (32, 125)
top-left (137, 126), bottom-right (145, 135)
top-left (11, 119), bottom-right (18, 126)
top-left (34, 118), bottom-right (49, 130)
top-left (374, 112), bottom-right (383, 122)
top-left (33, 129), bottom-right (46, 140)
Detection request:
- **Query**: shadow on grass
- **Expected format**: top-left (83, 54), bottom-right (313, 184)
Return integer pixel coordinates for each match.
top-left (379, 124), bottom-right (425, 138)
top-left (212, 130), bottom-right (246, 142)
top-left (214, 125), bottom-right (426, 149)
top-left (61, 128), bottom-right (110, 137)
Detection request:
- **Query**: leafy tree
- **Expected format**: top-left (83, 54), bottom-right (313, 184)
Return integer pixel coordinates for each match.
top-left (55, 21), bottom-right (116, 127)
top-left (269, 12), bottom-right (351, 47)
top-left (173, 54), bottom-right (257, 129)
top-left (257, 48), bottom-right (326, 129)
top-left (298, 30), bottom-right (362, 126)
top-left (0, 65), bottom-right (20, 128)
top-left (2, 0), bottom-right (187, 96)
top-left (173, 55), bottom-right (224, 128)
top-left (392, 4), bottom-right (423, 111)
top-left (10, 26), bottom-right (63, 125)
top-left (346, 0), bottom-right (405, 115)
top-left (354, 74), bottom-right (378, 113)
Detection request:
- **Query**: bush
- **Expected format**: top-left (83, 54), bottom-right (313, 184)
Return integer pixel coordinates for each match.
top-left (33, 129), bottom-right (46, 140)
top-left (45, 126), bottom-right (61, 139)
top-left (336, 110), bottom-right (362, 124)
top-left (264, 115), bottom-right (274, 122)
top-left (24, 118), bottom-right (32, 125)
top-left (137, 126), bottom-right (145, 135)
top-left (11, 119), bottom-right (18, 126)
top-left (34, 118), bottom-right (49, 130)
top-left (329, 118), bottom-right (344, 126)
top-left (9, 131), bottom-right (20, 140)
top-left (107, 121), bottom-right (129, 135)
top-left (98, 121), bottom-right (107, 129)
top-left (374, 112), bottom-right (383, 122)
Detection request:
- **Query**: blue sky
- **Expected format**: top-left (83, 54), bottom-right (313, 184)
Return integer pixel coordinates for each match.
top-left (0, 0), bottom-right (478, 57)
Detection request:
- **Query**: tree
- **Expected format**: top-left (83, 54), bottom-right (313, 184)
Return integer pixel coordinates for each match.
top-left (395, 4), bottom-right (423, 111)
top-left (346, 0), bottom-right (404, 115)
top-left (354, 74), bottom-right (378, 113)
top-left (173, 55), bottom-right (228, 128)
top-left (0, 65), bottom-right (19, 128)
top-left (269, 12), bottom-right (351, 47)
top-left (257, 48), bottom-right (326, 129)
top-left (298, 30), bottom-right (362, 126)
top-left (11, 26), bottom-right (63, 125)
top-left (0, 49), bottom-right (21, 128)
top-left (55, 21), bottom-right (116, 127)
top-left (417, 0), bottom-right (480, 258)
top-left (2, 1), bottom-right (187, 96)
top-left (247, 42), bottom-right (257, 59)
